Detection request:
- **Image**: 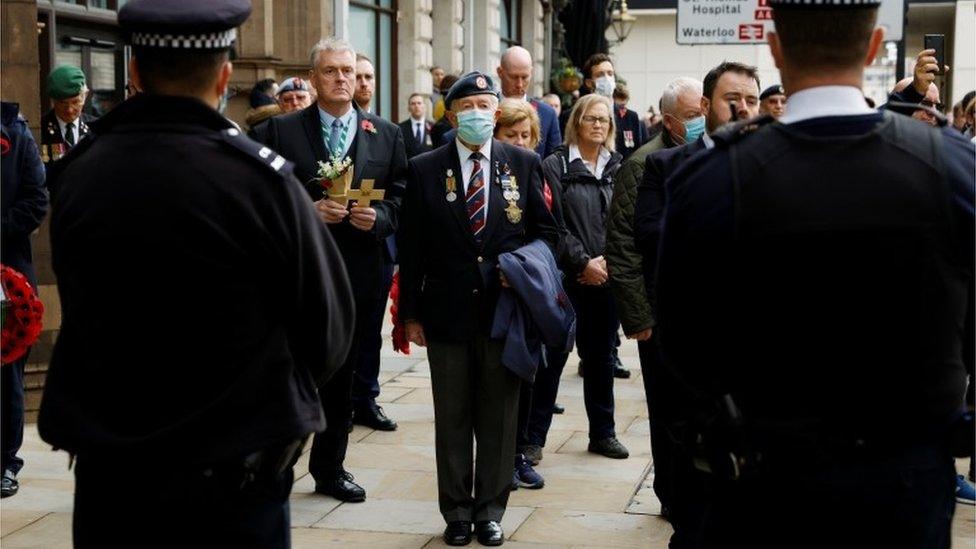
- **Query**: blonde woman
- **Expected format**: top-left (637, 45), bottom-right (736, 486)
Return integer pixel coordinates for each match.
top-left (529, 93), bottom-right (629, 461)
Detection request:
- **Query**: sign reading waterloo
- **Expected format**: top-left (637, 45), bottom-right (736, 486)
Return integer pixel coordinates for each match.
top-left (676, 0), bottom-right (904, 45)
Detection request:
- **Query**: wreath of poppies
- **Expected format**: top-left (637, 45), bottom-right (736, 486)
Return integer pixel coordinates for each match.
top-left (389, 271), bottom-right (410, 355)
top-left (1, 265), bottom-right (44, 365)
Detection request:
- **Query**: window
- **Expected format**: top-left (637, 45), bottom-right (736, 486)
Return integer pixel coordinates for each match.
top-left (499, 0), bottom-right (521, 50)
top-left (349, 0), bottom-right (398, 121)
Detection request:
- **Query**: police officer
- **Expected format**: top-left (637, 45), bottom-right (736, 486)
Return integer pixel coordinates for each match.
top-left (40, 66), bottom-right (93, 169)
top-left (37, 1), bottom-right (355, 547)
top-left (656, 2), bottom-right (975, 548)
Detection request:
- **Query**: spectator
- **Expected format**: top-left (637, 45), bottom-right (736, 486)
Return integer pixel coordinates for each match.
top-left (952, 101), bottom-right (967, 132)
top-left (612, 85), bottom-right (647, 159)
top-left (912, 83), bottom-right (942, 127)
top-left (644, 104), bottom-right (663, 140)
top-left (431, 74), bottom-right (459, 146)
top-left (541, 93), bottom-right (562, 117)
top-left (533, 93), bottom-right (630, 462)
top-left (355, 54), bottom-right (375, 112)
top-left (759, 84), bottom-right (787, 118)
top-left (277, 77), bottom-right (313, 114)
top-left (430, 65), bottom-right (445, 111)
top-left (398, 92), bottom-right (434, 159)
top-left (249, 77), bottom-right (277, 108)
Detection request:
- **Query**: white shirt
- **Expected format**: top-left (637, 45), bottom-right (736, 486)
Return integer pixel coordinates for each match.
top-left (456, 138), bottom-right (493, 218)
top-left (778, 85), bottom-right (875, 125)
top-left (702, 132), bottom-right (715, 150)
top-left (411, 117), bottom-right (426, 141)
top-left (568, 144), bottom-right (611, 180)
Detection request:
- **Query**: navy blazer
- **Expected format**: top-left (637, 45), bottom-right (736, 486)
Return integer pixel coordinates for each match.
top-left (398, 138), bottom-right (563, 342)
top-left (492, 240), bottom-right (576, 382)
top-left (1, 102), bottom-right (48, 285)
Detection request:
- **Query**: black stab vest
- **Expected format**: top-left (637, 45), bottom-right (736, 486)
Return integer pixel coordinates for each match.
top-left (725, 113), bottom-right (969, 443)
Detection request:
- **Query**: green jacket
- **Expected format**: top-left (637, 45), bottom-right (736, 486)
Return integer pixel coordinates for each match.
top-left (605, 131), bottom-right (675, 335)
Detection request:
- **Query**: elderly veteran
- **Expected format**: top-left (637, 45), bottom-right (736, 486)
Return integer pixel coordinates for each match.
top-left (398, 71), bottom-right (562, 547)
top-left (40, 65), bottom-right (94, 167)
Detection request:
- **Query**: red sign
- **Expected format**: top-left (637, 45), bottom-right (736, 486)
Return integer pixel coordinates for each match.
top-left (755, 8), bottom-right (772, 20)
top-left (738, 23), bottom-right (764, 41)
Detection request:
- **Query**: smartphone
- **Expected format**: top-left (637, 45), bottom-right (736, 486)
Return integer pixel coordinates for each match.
top-left (924, 34), bottom-right (946, 75)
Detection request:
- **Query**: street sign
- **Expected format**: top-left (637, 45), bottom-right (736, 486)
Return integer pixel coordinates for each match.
top-left (676, 0), bottom-right (905, 45)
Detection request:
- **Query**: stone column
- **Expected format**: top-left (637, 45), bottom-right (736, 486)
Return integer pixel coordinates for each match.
top-left (1, 0), bottom-right (41, 127)
top-left (469, 0), bottom-right (501, 76)
top-left (397, 0), bottom-right (435, 118)
top-left (432, 0), bottom-right (464, 75)
top-left (519, 0), bottom-right (548, 98)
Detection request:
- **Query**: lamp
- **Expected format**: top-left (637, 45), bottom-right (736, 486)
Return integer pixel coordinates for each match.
top-left (608, 0), bottom-right (637, 45)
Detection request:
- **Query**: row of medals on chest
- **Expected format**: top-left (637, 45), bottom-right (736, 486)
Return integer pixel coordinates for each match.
top-left (445, 161), bottom-right (522, 224)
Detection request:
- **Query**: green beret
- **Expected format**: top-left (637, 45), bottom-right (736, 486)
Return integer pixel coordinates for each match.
top-left (47, 66), bottom-right (87, 100)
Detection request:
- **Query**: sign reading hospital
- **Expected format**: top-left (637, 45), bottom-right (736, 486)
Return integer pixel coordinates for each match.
top-left (676, 0), bottom-right (904, 45)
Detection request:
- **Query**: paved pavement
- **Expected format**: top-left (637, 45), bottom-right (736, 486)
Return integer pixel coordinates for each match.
top-left (2, 336), bottom-right (974, 548)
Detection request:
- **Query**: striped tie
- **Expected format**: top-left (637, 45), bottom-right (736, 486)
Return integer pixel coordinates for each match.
top-left (466, 152), bottom-right (486, 241)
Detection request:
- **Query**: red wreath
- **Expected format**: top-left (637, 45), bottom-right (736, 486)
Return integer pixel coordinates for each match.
top-left (389, 271), bottom-right (410, 355)
top-left (1, 265), bottom-right (44, 365)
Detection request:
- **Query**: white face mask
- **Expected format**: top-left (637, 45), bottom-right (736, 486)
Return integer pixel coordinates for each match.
top-left (594, 75), bottom-right (616, 98)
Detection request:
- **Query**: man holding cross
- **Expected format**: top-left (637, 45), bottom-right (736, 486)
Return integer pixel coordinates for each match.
top-left (262, 37), bottom-right (408, 503)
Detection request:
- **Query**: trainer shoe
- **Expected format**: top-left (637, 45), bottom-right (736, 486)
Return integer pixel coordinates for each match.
top-left (588, 436), bottom-right (630, 459)
top-left (515, 454), bottom-right (545, 489)
top-left (0, 470), bottom-right (17, 498)
top-left (520, 444), bottom-right (543, 465)
top-left (956, 474), bottom-right (975, 505)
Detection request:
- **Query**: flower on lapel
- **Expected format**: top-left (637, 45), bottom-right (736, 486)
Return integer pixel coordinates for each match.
top-left (361, 119), bottom-right (377, 134)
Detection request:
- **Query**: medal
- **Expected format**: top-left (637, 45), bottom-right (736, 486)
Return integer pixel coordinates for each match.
top-left (445, 169), bottom-right (457, 202)
top-left (624, 130), bottom-right (634, 148)
top-left (505, 201), bottom-right (522, 224)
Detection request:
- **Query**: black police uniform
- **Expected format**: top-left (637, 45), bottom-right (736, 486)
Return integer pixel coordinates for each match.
top-left (36, 2), bottom-right (356, 547)
top-left (657, 106), bottom-right (974, 548)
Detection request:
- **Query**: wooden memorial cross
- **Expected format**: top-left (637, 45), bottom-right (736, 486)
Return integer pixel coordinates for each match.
top-left (346, 179), bottom-right (385, 207)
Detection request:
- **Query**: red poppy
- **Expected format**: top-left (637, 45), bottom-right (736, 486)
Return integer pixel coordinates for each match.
top-left (361, 119), bottom-right (377, 134)
top-left (389, 272), bottom-right (410, 355)
top-left (0, 136), bottom-right (10, 156)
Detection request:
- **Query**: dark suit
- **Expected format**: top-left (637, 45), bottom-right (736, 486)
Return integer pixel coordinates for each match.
top-left (398, 138), bottom-right (561, 523)
top-left (1, 102), bottom-right (48, 479)
top-left (40, 109), bottom-right (94, 199)
top-left (262, 102), bottom-right (408, 482)
top-left (399, 118), bottom-right (435, 159)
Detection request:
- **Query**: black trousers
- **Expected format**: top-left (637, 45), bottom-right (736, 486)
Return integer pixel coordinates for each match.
top-left (428, 337), bottom-right (521, 523)
top-left (73, 454), bottom-right (293, 549)
top-left (699, 448), bottom-right (956, 549)
top-left (527, 285), bottom-right (619, 445)
top-left (309, 291), bottom-right (378, 481)
top-left (1, 355), bottom-right (26, 475)
top-left (351, 262), bottom-right (395, 409)
top-left (516, 382), bottom-right (533, 450)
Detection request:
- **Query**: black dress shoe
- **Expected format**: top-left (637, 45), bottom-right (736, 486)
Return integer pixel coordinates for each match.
top-left (314, 470), bottom-right (366, 502)
top-left (444, 521), bottom-right (473, 546)
top-left (613, 364), bottom-right (631, 379)
top-left (353, 404), bottom-right (398, 431)
top-left (552, 403), bottom-right (565, 415)
top-left (475, 521), bottom-right (504, 546)
top-left (0, 470), bottom-right (18, 498)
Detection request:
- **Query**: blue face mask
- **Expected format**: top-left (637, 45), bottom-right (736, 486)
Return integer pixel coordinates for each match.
top-left (456, 109), bottom-right (496, 145)
top-left (683, 115), bottom-right (706, 143)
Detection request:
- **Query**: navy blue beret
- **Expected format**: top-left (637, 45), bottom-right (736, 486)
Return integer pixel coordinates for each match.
top-left (119, 0), bottom-right (251, 50)
top-left (760, 85), bottom-right (786, 100)
top-left (444, 71), bottom-right (500, 108)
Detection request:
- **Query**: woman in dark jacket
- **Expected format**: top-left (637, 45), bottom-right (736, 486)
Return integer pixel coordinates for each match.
top-left (527, 93), bottom-right (629, 460)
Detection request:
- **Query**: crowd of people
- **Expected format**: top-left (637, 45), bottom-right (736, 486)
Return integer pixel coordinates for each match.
top-left (1, 0), bottom-right (975, 547)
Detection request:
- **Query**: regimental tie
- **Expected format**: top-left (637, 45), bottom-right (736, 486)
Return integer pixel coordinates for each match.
top-left (64, 122), bottom-right (75, 147)
top-left (327, 118), bottom-right (343, 158)
top-left (466, 152), bottom-right (486, 242)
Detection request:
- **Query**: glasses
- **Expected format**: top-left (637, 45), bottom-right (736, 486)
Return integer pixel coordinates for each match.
top-left (581, 115), bottom-right (610, 126)
top-left (919, 99), bottom-right (944, 111)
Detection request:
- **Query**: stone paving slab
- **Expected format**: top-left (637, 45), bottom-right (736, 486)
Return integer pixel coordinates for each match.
top-left (291, 527), bottom-right (432, 549)
top-left (312, 498), bottom-right (534, 536)
top-left (510, 509), bottom-right (672, 548)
